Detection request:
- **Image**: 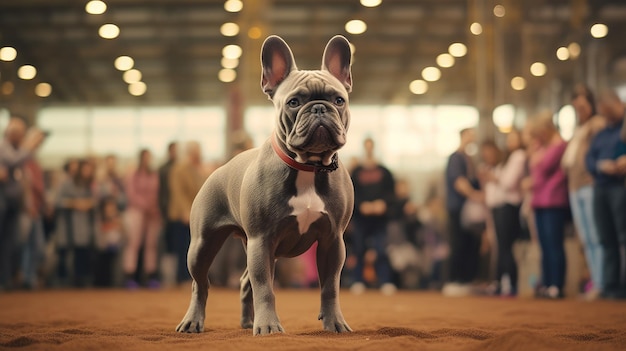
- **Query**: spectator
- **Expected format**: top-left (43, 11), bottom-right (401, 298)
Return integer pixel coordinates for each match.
top-left (96, 154), bottom-right (126, 211)
top-left (123, 149), bottom-right (161, 289)
top-left (158, 142), bottom-right (178, 286)
top-left (55, 159), bottom-right (97, 287)
top-left (529, 112), bottom-right (569, 299)
top-left (20, 157), bottom-right (47, 290)
top-left (443, 128), bottom-right (482, 297)
top-left (349, 138), bottom-right (397, 295)
top-left (561, 84), bottom-right (606, 300)
top-left (93, 196), bottom-right (123, 287)
top-left (169, 141), bottom-right (204, 284)
top-left (585, 90), bottom-right (626, 300)
top-left (482, 131), bottom-right (526, 296)
top-left (0, 116), bottom-right (45, 290)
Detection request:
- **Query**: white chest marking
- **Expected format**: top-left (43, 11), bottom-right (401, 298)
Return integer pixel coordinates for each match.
top-left (288, 171), bottom-right (326, 234)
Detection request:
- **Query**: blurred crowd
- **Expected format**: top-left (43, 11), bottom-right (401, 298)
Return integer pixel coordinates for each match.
top-left (1, 85), bottom-right (625, 302)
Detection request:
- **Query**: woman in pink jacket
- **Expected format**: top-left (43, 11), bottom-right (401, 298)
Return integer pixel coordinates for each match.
top-left (123, 149), bottom-right (161, 289)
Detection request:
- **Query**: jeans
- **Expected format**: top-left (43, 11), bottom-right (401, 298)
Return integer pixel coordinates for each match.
top-left (21, 217), bottom-right (45, 288)
top-left (535, 207), bottom-right (570, 290)
top-left (569, 185), bottom-right (605, 291)
top-left (492, 204), bottom-right (521, 290)
top-left (351, 217), bottom-right (392, 286)
top-left (593, 184), bottom-right (626, 296)
top-left (172, 221), bottom-right (191, 283)
top-left (447, 208), bottom-right (480, 284)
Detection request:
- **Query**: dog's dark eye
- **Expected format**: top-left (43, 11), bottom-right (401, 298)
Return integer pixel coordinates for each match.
top-left (287, 98), bottom-right (300, 108)
top-left (334, 97), bottom-right (345, 106)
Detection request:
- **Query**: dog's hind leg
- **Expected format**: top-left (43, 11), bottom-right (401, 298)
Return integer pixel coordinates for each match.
top-left (176, 226), bottom-right (231, 333)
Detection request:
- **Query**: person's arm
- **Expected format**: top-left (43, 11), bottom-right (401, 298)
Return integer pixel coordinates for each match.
top-left (499, 151), bottom-right (527, 191)
top-left (585, 135), bottom-right (600, 177)
top-left (535, 142), bottom-right (568, 176)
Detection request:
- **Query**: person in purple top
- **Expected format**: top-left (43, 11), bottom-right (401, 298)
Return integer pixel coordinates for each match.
top-left (529, 112), bottom-right (570, 299)
top-left (585, 90), bottom-right (626, 300)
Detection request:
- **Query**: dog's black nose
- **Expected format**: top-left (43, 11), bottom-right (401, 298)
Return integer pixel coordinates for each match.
top-left (311, 104), bottom-right (327, 115)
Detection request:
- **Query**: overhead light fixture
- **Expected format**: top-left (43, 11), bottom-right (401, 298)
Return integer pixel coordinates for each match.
top-left (409, 80), bottom-right (428, 95)
top-left (128, 81), bottom-right (147, 96)
top-left (114, 55), bottom-right (134, 71)
top-left (448, 43), bottom-right (467, 57)
top-left (17, 65), bottom-right (37, 80)
top-left (511, 76), bottom-right (526, 91)
top-left (123, 69), bottom-right (142, 84)
top-left (436, 53), bottom-right (455, 68)
top-left (493, 104), bottom-right (515, 133)
top-left (530, 62), bottom-right (547, 77)
top-left (35, 83), bottom-right (52, 97)
top-left (568, 42), bottom-right (581, 59)
top-left (85, 0), bottom-right (107, 15)
top-left (248, 26), bottom-right (262, 39)
top-left (222, 45), bottom-right (242, 59)
top-left (421, 67), bottom-right (441, 82)
top-left (221, 57), bottom-right (239, 69)
top-left (345, 20), bottom-right (367, 35)
top-left (218, 68), bottom-right (237, 83)
top-left (470, 22), bottom-right (483, 35)
top-left (99, 24), bottom-right (120, 39)
top-left (224, 0), bottom-right (243, 13)
top-left (360, 0), bottom-right (382, 7)
top-left (0, 46), bottom-right (17, 61)
top-left (493, 4), bottom-right (506, 17)
top-left (556, 46), bottom-right (569, 61)
top-left (590, 23), bottom-right (608, 39)
top-left (220, 22), bottom-right (240, 37)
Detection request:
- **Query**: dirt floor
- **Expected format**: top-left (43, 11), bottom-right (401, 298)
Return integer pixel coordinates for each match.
top-left (1, 287), bottom-right (625, 351)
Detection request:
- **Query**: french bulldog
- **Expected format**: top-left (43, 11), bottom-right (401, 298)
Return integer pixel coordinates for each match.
top-left (175, 35), bottom-right (354, 335)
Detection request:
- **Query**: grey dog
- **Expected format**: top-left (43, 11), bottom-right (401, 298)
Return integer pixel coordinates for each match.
top-left (176, 35), bottom-right (354, 335)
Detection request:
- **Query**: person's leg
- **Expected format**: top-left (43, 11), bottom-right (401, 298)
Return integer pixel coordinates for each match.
top-left (544, 208), bottom-right (567, 292)
top-left (143, 212), bottom-right (162, 287)
top-left (492, 206), bottom-right (507, 285)
top-left (175, 222), bottom-right (192, 283)
top-left (593, 185), bottom-right (620, 296)
top-left (371, 220), bottom-right (392, 287)
top-left (73, 246), bottom-right (91, 287)
top-left (447, 209), bottom-right (463, 283)
top-left (498, 204), bottom-right (521, 292)
top-left (349, 218), bottom-right (367, 285)
top-left (21, 218), bottom-right (36, 288)
top-left (123, 208), bottom-right (143, 285)
top-left (534, 208), bottom-right (552, 289)
top-left (577, 186), bottom-right (605, 292)
top-left (606, 185), bottom-right (626, 295)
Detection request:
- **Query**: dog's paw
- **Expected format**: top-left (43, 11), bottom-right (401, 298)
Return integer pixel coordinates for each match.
top-left (176, 317), bottom-right (204, 333)
top-left (318, 313), bottom-right (352, 333)
top-left (253, 321), bottom-right (285, 336)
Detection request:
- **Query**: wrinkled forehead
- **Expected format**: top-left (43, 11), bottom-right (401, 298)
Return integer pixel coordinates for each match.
top-left (274, 70), bottom-right (347, 101)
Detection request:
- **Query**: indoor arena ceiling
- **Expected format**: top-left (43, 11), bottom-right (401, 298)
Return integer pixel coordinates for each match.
top-left (1, 0), bottom-right (626, 108)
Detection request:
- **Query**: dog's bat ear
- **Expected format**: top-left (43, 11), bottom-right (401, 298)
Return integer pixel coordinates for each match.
top-left (322, 35), bottom-right (353, 93)
top-left (261, 35), bottom-right (297, 98)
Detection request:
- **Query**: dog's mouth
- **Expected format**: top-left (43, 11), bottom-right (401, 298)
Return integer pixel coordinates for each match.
top-left (290, 125), bottom-right (344, 166)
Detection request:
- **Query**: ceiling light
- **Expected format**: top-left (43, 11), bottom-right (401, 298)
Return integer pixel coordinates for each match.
top-left (421, 67), bottom-right (441, 82)
top-left (218, 68), bottom-right (237, 83)
top-left (511, 76), bottom-right (526, 91)
top-left (590, 23), bottom-right (608, 39)
top-left (17, 65), bottom-right (37, 80)
top-left (222, 45), bottom-right (242, 59)
top-left (360, 0), bottom-right (382, 7)
top-left (224, 0), bottom-right (243, 13)
top-left (556, 46), bottom-right (569, 61)
top-left (470, 22), bottom-right (483, 35)
top-left (493, 104), bottom-right (515, 131)
top-left (436, 53), bottom-right (455, 68)
top-left (568, 42), bottom-right (581, 59)
top-left (345, 20), bottom-right (367, 35)
top-left (35, 83), bottom-right (52, 98)
top-left (99, 24), bottom-right (120, 39)
top-left (123, 69), bottom-right (142, 84)
top-left (114, 55), bottom-right (134, 71)
top-left (530, 62), bottom-right (547, 77)
top-left (221, 57), bottom-right (239, 69)
top-left (220, 22), bottom-right (239, 37)
top-left (493, 5), bottom-right (506, 17)
top-left (0, 46), bottom-right (17, 61)
top-left (128, 81), bottom-right (147, 96)
top-left (85, 0), bottom-right (107, 15)
top-left (248, 27), bottom-right (262, 39)
top-left (409, 80), bottom-right (428, 95)
top-left (448, 43), bottom-right (467, 57)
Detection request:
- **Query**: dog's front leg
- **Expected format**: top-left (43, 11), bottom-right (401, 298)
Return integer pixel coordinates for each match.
top-left (247, 237), bottom-right (284, 335)
top-left (316, 236), bottom-right (352, 333)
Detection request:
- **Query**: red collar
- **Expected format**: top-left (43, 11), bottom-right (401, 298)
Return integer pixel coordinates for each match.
top-left (271, 133), bottom-right (339, 173)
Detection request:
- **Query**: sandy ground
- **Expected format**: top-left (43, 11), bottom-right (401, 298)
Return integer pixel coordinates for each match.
top-left (0, 287), bottom-right (625, 351)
